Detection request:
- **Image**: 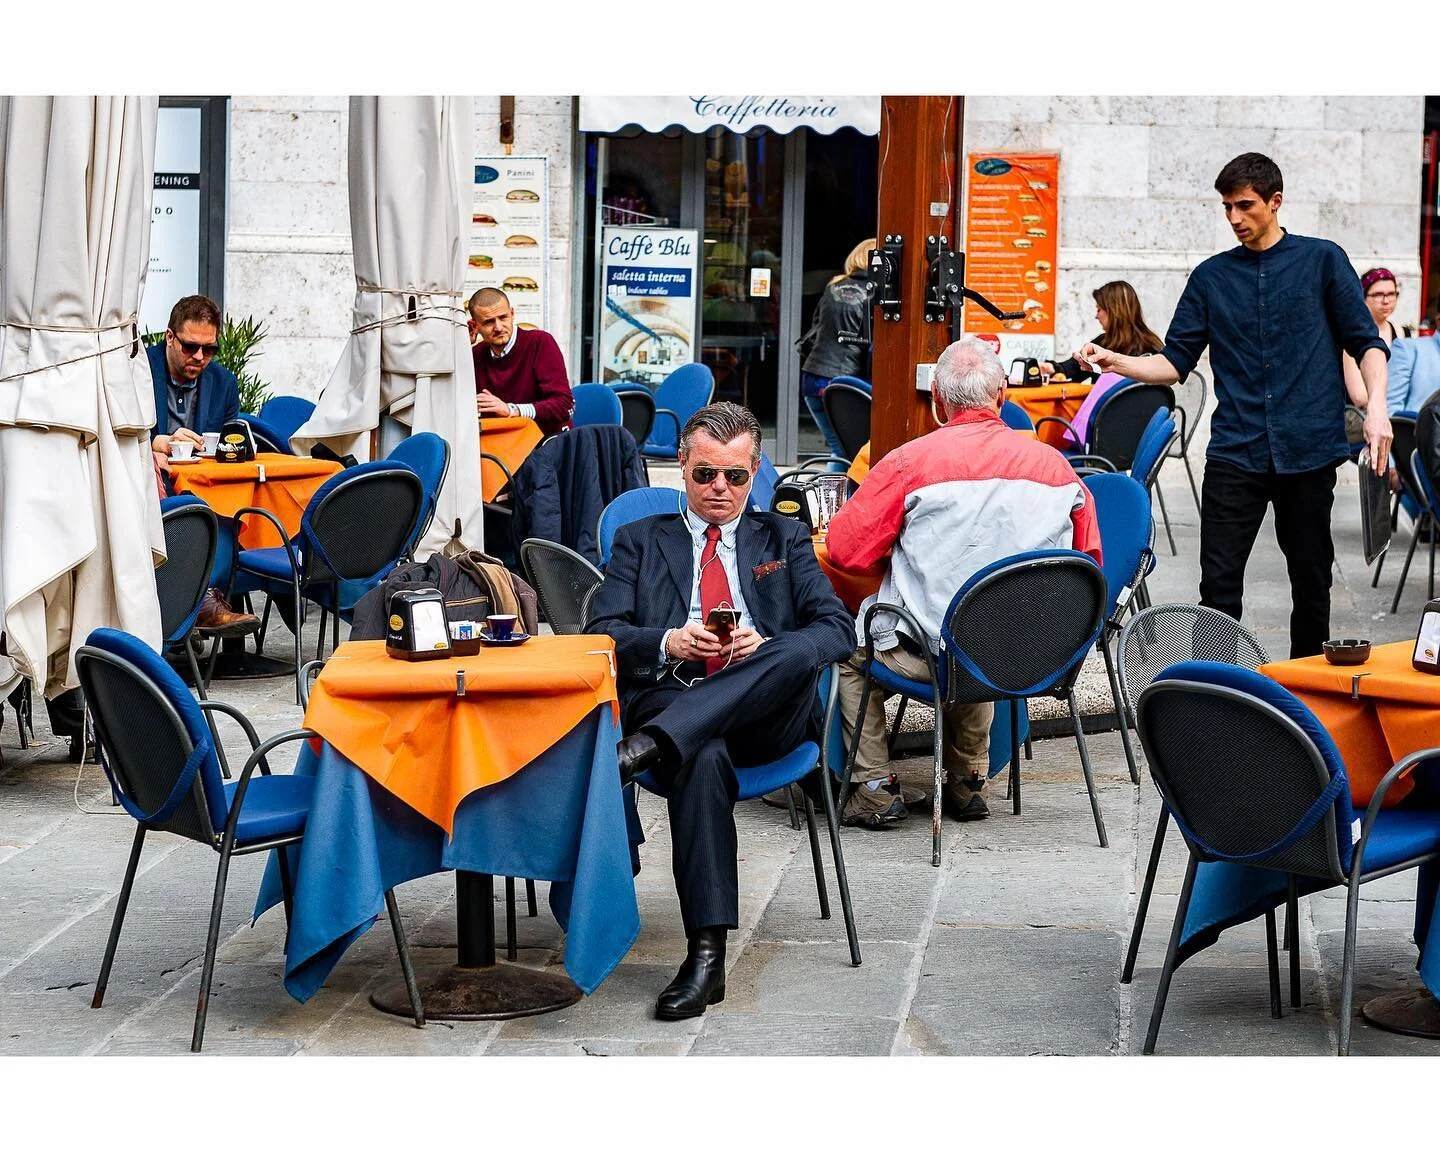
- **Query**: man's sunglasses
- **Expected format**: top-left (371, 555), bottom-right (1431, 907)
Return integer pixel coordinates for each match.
top-left (172, 336), bottom-right (219, 357)
top-left (689, 466), bottom-right (753, 487)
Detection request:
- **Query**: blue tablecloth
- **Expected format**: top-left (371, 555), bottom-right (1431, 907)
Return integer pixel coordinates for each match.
top-left (254, 704), bottom-right (638, 1000)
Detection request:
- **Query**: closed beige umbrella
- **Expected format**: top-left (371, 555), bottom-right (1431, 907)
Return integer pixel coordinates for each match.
top-left (0, 96), bottom-right (164, 696)
top-left (292, 96), bottom-right (484, 557)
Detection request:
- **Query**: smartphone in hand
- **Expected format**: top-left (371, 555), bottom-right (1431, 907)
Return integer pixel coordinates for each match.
top-left (705, 607), bottom-right (741, 641)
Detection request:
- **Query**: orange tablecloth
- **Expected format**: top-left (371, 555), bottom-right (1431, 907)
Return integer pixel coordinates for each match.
top-left (847, 444), bottom-right (871, 486)
top-left (1009, 382), bottom-right (1093, 448)
top-left (1258, 641), bottom-right (1440, 807)
top-left (170, 453), bottom-right (341, 549)
top-left (814, 538), bottom-right (883, 614)
top-left (479, 415), bottom-right (543, 502)
top-left (303, 636), bottom-right (620, 833)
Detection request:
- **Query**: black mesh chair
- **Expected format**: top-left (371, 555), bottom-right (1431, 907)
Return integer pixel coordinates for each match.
top-left (228, 462), bottom-right (424, 700)
top-left (1388, 446), bottom-right (1440, 614)
top-left (76, 628), bottom-right (423, 1052)
top-left (1134, 662), bottom-right (1440, 1055)
top-left (822, 381), bottom-right (872, 461)
top-left (1037, 382), bottom-right (1176, 475)
top-left (1116, 603), bottom-right (1270, 987)
top-left (1168, 369), bottom-right (1207, 513)
top-left (614, 386), bottom-right (656, 451)
top-left (841, 551), bottom-right (1110, 866)
top-left (519, 539), bottom-right (604, 635)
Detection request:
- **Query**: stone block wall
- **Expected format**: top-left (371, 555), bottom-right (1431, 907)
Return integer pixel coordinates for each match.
top-left (964, 96), bottom-right (1425, 362)
top-left (224, 96), bottom-right (576, 401)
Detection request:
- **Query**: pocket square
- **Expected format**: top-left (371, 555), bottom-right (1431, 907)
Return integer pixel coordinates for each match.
top-left (752, 559), bottom-right (786, 580)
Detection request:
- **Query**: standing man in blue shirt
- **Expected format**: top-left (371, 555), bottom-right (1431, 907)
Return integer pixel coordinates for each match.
top-left (1081, 153), bottom-right (1391, 657)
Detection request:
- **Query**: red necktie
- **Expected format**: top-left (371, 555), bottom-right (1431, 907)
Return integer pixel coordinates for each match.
top-left (699, 524), bottom-right (733, 676)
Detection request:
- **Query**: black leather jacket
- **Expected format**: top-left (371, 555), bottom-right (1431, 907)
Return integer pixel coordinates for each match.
top-left (800, 275), bottom-right (871, 381)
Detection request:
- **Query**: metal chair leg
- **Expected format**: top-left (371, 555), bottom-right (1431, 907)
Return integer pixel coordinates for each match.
top-left (275, 844), bottom-right (296, 941)
top-left (1155, 481), bottom-right (1177, 556)
top-left (837, 673), bottom-right (875, 817)
top-left (1390, 514), bottom-right (1424, 613)
top-left (187, 644), bottom-right (230, 779)
top-left (1265, 908), bottom-right (1283, 1019)
top-left (1101, 638), bottom-right (1139, 785)
top-left (1338, 869), bottom-right (1365, 1056)
top-left (331, 599), bottom-right (341, 655)
top-left (1122, 807), bottom-right (1170, 984)
top-left (785, 785), bottom-right (800, 831)
top-left (1182, 451), bottom-right (1201, 515)
top-left (887, 697), bottom-right (908, 758)
top-left (1008, 704), bottom-right (1021, 812)
top-left (526, 879), bottom-right (537, 917)
top-left (801, 787), bottom-right (831, 920)
top-left (192, 843), bottom-right (235, 1053)
top-left (504, 877), bottom-right (518, 961)
top-left (384, 889), bottom-right (425, 1028)
top-left (92, 825), bottom-right (146, 1009)
top-left (1143, 854), bottom-right (1198, 1054)
top-left (929, 687), bottom-right (943, 868)
top-left (1287, 876), bottom-right (1301, 1008)
top-left (292, 584), bottom-right (304, 705)
top-left (816, 765), bottom-right (861, 967)
top-left (1067, 693), bottom-right (1107, 848)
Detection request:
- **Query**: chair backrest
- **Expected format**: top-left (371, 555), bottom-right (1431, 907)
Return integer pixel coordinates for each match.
top-left (1138, 661), bottom-right (1354, 879)
top-left (751, 452), bottom-right (780, 512)
top-left (1088, 382), bottom-right (1175, 471)
top-left (259, 395), bottom-right (316, 444)
top-left (1130, 409), bottom-right (1178, 489)
top-left (613, 385), bottom-right (657, 448)
top-left (644, 364), bottom-right (715, 457)
top-left (157, 496), bottom-right (218, 645)
top-left (1392, 412), bottom-right (1419, 493)
top-left (940, 550), bottom-right (1108, 704)
top-left (828, 374), bottom-right (871, 394)
top-left (1170, 370), bottom-right (1208, 452)
top-left (386, 432), bottom-right (451, 549)
top-left (822, 381), bottom-right (873, 460)
top-left (1082, 473), bottom-right (1154, 622)
top-left (76, 628), bottom-right (228, 845)
top-left (999, 400), bottom-right (1035, 431)
top-left (571, 383), bottom-right (624, 427)
top-left (301, 462), bottom-right (425, 584)
top-left (1412, 447), bottom-right (1440, 514)
top-left (519, 538), bottom-right (604, 635)
top-left (598, 486), bottom-right (686, 567)
top-left (1117, 602), bottom-right (1269, 721)
top-left (237, 414), bottom-right (294, 455)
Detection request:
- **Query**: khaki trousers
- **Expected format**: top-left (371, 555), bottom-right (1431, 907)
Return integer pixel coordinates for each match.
top-left (836, 643), bottom-right (992, 788)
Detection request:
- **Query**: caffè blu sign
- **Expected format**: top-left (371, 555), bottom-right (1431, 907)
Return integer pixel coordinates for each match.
top-left (578, 95), bottom-right (880, 137)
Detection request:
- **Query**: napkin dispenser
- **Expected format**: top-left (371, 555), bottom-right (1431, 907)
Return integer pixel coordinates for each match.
top-left (386, 588), bottom-right (453, 661)
top-left (215, 420), bottom-right (256, 464)
top-left (1009, 357), bottom-right (1042, 387)
top-left (770, 482), bottom-right (813, 532)
top-left (1413, 598), bottom-right (1440, 674)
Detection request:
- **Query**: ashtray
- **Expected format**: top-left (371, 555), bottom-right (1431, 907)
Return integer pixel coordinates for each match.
top-left (448, 636), bottom-right (482, 657)
top-left (1323, 638), bottom-right (1371, 666)
top-left (479, 629), bottom-right (530, 647)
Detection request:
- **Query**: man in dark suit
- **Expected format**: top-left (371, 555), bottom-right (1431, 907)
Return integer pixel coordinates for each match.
top-left (586, 402), bottom-right (854, 1020)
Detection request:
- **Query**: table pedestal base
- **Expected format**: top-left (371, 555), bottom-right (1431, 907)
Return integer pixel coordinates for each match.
top-left (208, 638), bottom-right (293, 681)
top-left (1360, 989), bottom-right (1440, 1039)
top-left (370, 963), bottom-right (581, 1021)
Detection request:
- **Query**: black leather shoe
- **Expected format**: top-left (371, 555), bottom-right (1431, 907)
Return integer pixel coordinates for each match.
top-left (655, 928), bottom-right (727, 1020)
top-left (616, 732), bottom-right (662, 787)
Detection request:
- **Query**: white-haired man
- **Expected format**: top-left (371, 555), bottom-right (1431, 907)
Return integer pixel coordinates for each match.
top-left (825, 338), bottom-right (1102, 827)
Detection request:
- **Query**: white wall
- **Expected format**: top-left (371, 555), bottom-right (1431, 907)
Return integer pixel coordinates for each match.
top-left (964, 95), bottom-right (1425, 361)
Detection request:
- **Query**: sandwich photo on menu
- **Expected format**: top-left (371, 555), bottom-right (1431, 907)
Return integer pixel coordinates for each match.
top-left (506, 188), bottom-right (540, 202)
top-left (503, 276), bottom-right (539, 292)
top-left (468, 254), bottom-right (493, 269)
top-left (472, 212), bottom-right (497, 227)
top-left (505, 234), bottom-right (538, 248)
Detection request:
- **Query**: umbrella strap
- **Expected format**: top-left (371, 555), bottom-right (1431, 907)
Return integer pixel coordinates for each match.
top-left (349, 285), bottom-right (467, 335)
top-left (0, 316), bottom-right (142, 384)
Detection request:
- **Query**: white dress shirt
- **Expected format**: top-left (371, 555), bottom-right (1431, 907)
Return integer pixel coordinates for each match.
top-left (659, 508), bottom-right (754, 662)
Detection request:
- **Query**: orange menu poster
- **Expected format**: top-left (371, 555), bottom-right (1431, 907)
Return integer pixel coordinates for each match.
top-left (962, 152), bottom-right (1060, 364)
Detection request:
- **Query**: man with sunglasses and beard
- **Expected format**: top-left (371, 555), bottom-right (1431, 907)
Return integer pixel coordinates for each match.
top-left (147, 294), bottom-right (257, 635)
top-left (586, 402), bottom-right (854, 1021)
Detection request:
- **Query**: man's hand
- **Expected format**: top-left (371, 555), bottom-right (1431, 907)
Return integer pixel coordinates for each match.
top-left (717, 626), bottom-right (765, 663)
top-left (1363, 405), bottom-right (1393, 474)
top-left (152, 428), bottom-right (203, 456)
top-left (1076, 343), bottom-right (1116, 372)
top-left (476, 389), bottom-right (511, 418)
top-left (666, 621), bottom-right (723, 663)
top-left (152, 449), bottom-right (172, 475)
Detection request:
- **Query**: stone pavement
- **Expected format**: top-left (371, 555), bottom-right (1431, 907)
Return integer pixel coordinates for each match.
top-left (3, 450), bottom-right (1439, 1057)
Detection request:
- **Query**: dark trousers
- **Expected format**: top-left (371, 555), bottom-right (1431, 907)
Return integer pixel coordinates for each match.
top-left (626, 633), bottom-right (819, 938)
top-left (1198, 458), bottom-right (1339, 659)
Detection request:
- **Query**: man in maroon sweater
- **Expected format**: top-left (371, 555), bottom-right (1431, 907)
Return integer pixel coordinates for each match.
top-left (469, 287), bottom-right (574, 436)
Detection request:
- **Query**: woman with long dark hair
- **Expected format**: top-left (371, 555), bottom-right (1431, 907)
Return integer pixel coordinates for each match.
top-left (1042, 280), bottom-right (1163, 382)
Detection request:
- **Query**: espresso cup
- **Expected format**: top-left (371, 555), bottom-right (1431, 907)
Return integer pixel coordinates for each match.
top-left (487, 613), bottom-right (518, 641)
top-left (170, 440), bottom-right (195, 461)
top-left (202, 432), bottom-right (221, 456)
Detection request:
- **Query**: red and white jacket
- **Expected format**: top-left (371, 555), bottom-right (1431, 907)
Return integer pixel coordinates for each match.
top-left (826, 406), bottom-right (1103, 652)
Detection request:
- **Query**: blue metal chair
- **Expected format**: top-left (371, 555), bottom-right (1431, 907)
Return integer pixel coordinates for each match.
top-left (597, 487), bottom-right (686, 567)
top-left (571, 383), bottom-right (624, 427)
top-left (236, 414), bottom-right (295, 455)
top-left (1000, 400), bottom-right (1035, 432)
top-left (1128, 408), bottom-right (1181, 557)
top-left (828, 375), bottom-right (871, 395)
top-left (259, 395), bottom-right (316, 446)
top-left (1037, 380), bottom-right (1175, 473)
top-left (840, 550), bottom-right (1110, 866)
top-left (636, 663), bottom-right (860, 966)
top-left (642, 364), bottom-right (715, 459)
top-left (1134, 660), bottom-right (1440, 1055)
top-left (75, 627), bottom-right (423, 1052)
top-left (386, 432), bottom-right (451, 556)
top-left (1083, 472), bottom-right (1156, 786)
top-left (751, 452), bottom-right (780, 512)
top-left (227, 462), bottom-right (424, 698)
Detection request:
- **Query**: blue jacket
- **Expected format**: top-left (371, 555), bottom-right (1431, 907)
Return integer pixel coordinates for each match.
top-left (147, 341), bottom-right (240, 439)
top-left (1387, 335), bottom-right (1440, 415)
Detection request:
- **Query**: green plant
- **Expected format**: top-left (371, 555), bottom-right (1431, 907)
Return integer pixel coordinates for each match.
top-left (141, 313), bottom-right (274, 414)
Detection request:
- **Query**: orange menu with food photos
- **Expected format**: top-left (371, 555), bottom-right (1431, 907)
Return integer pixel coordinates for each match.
top-left (963, 153), bottom-right (1059, 361)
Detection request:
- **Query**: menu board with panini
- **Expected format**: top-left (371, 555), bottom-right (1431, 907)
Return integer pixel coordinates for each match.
top-left (467, 156), bottom-right (549, 330)
top-left (598, 227), bottom-right (699, 388)
top-left (962, 152), bottom-right (1060, 366)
